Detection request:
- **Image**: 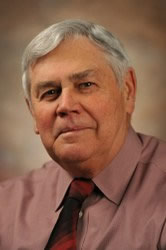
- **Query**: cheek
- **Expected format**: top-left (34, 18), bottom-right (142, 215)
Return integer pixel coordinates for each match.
top-left (96, 98), bottom-right (117, 120)
top-left (97, 97), bottom-right (125, 131)
top-left (34, 108), bottom-right (54, 134)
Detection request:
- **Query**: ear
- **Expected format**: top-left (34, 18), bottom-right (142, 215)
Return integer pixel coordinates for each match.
top-left (25, 98), bottom-right (39, 135)
top-left (123, 67), bottom-right (137, 115)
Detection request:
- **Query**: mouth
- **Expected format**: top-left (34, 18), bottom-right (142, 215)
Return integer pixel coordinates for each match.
top-left (58, 127), bottom-right (90, 137)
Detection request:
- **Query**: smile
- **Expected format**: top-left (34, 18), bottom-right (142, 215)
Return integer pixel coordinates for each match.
top-left (59, 127), bottom-right (90, 137)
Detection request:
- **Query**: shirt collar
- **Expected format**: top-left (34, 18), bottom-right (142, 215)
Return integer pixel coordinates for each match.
top-left (93, 126), bottom-right (142, 205)
top-left (48, 165), bottom-right (73, 211)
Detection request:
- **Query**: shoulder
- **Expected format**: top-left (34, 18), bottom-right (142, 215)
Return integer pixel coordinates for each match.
top-left (138, 132), bottom-right (166, 173)
top-left (128, 132), bottom-right (166, 229)
top-left (0, 161), bottom-right (68, 248)
top-left (0, 160), bottom-right (60, 205)
top-left (134, 132), bottom-right (166, 205)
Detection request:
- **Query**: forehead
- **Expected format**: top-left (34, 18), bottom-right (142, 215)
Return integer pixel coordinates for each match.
top-left (29, 36), bottom-right (117, 88)
top-left (33, 36), bottom-right (110, 70)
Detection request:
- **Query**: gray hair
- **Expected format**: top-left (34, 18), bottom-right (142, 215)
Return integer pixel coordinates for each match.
top-left (22, 19), bottom-right (131, 100)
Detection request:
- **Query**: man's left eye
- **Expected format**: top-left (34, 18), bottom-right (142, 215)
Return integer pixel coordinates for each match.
top-left (79, 82), bottom-right (94, 88)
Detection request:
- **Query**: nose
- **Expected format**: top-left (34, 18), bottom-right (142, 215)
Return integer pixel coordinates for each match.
top-left (56, 89), bottom-right (80, 117)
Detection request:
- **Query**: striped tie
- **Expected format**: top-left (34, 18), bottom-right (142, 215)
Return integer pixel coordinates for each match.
top-left (45, 178), bottom-right (95, 250)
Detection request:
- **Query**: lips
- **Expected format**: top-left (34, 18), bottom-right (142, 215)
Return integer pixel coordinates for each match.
top-left (61, 127), bottom-right (87, 134)
top-left (57, 126), bottom-right (90, 138)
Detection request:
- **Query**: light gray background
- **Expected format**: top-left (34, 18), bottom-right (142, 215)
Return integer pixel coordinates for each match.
top-left (0, 0), bottom-right (166, 180)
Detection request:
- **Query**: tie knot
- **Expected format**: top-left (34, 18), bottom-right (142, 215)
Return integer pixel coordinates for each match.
top-left (68, 178), bottom-right (94, 203)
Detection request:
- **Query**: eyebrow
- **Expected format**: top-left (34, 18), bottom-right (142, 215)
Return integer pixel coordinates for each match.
top-left (36, 81), bottom-right (57, 89)
top-left (69, 69), bottom-right (97, 81)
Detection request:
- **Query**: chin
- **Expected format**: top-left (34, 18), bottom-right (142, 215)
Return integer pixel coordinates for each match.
top-left (52, 143), bottom-right (91, 162)
top-left (51, 146), bottom-right (93, 171)
top-left (58, 156), bottom-right (94, 178)
top-left (55, 150), bottom-right (89, 164)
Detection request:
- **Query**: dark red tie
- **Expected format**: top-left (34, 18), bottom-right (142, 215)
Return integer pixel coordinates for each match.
top-left (45, 178), bottom-right (95, 250)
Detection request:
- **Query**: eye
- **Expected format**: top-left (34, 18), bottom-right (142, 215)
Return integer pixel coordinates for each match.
top-left (79, 82), bottom-right (94, 89)
top-left (41, 88), bottom-right (61, 100)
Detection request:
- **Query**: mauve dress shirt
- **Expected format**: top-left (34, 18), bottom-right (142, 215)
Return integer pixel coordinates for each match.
top-left (0, 127), bottom-right (166, 250)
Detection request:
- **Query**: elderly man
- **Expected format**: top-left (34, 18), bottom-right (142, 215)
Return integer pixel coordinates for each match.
top-left (0, 19), bottom-right (166, 249)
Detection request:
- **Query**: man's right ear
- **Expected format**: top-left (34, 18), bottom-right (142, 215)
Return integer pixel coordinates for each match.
top-left (25, 98), bottom-right (39, 135)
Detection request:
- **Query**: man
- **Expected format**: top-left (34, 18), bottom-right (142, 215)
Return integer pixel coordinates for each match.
top-left (0, 19), bottom-right (166, 249)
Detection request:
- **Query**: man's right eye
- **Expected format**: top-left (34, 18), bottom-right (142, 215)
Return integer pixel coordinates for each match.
top-left (41, 88), bottom-right (61, 100)
top-left (45, 89), bottom-right (57, 96)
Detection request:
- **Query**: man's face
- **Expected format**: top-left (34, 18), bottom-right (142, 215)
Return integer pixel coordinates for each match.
top-left (29, 37), bottom-right (135, 177)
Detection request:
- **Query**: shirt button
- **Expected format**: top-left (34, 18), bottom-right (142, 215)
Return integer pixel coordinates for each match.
top-left (79, 211), bottom-right (83, 218)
